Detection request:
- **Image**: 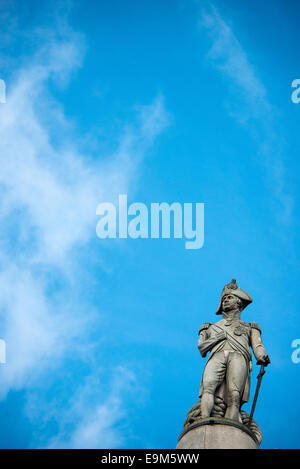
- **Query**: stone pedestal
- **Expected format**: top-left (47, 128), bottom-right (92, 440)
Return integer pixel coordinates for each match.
top-left (176, 417), bottom-right (259, 449)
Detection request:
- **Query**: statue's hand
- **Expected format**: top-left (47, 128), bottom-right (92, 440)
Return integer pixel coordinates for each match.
top-left (257, 353), bottom-right (271, 366)
top-left (215, 330), bottom-right (226, 342)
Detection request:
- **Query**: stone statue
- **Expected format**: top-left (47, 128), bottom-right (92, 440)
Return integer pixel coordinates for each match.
top-left (177, 279), bottom-right (270, 449)
top-left (198, 279), bottom-right (270, 422)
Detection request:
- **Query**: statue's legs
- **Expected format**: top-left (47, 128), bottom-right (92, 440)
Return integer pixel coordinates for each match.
top-left (200, 352), bottom-right (227, 418)
top-left (224, 352), bottom-right (248, 421)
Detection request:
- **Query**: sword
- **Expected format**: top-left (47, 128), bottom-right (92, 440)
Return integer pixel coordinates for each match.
top-left (248, 364), bottom-right (265, 428)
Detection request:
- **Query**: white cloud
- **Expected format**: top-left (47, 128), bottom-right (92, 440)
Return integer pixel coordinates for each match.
top-left (198, 2), bottom-right (293, 224)
top-left (45, 367), bottom-right (137, 449)
top-left (0, 10), bottom-right (169, 447)
top-left (200, 5), bottom-right (267, 107)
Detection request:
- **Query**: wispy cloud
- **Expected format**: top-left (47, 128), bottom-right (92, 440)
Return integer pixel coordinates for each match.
top-left (200, 4), bottom-right (267, 113)
top-left (0, 6), bottom-right (169, 448)
top-left (33, 367), bottom-right (138, 449)
top-left (198, 2), bottom-right (293, 224)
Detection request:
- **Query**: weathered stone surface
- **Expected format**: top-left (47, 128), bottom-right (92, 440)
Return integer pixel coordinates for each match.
top-left (176, 419), bottom-right (259, 449)
top-left (176, 279), bottom-right (270, 449)
top-left (183, 400), bottom-right (262, 444)
top-left (197, 279), bottom-right (270, 423)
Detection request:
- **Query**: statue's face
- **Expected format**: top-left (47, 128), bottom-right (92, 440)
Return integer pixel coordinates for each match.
top-left (222, 294), bottom-right (240, 312)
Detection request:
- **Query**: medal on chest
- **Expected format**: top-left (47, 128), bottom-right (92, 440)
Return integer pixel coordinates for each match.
top-left (223, 320), bottom-right (249, 336)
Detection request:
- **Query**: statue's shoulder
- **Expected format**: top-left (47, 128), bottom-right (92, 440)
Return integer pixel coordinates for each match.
top-left (249, 322), bottom-right (262, 333)
top-left (214, 319), bottom-right (225, 327)
top-left (198, 322), bottom-right (211, 334)
top-left (239, 320), bottom-right (251, 329)
top-left (239, 319), bottom-right (249, 326)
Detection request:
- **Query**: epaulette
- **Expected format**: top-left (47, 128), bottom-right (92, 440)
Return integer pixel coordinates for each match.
top-left (240, 320), bottom-right (250, 327)
top-left (198, 322), bottom-right (211, 335)
top-left (249, 322), bottom-right (261, 333)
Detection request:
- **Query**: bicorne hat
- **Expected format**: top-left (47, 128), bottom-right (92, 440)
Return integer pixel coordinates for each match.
top-left (216, 279), bottom-right (252, 315)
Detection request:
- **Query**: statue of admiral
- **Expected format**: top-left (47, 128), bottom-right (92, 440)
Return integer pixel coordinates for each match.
top-left (198, 279), bottom-right (270, 422)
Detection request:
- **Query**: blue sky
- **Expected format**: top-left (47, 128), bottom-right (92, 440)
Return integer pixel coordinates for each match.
top-left (0, 0), bottom-right (299, 449)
